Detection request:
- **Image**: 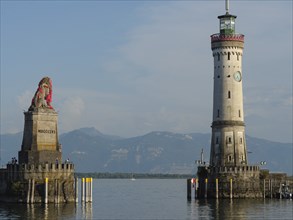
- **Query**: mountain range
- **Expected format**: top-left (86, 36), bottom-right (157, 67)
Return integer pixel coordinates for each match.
top-left (1, 127), bottom-right (292, 175)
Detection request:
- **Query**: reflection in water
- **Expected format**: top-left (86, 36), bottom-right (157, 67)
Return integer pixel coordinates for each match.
top-left (189, 199), bottom-right (214, 219)
top-left (188, 199), bottom-right (293, 220)
top-left (0, 203), bottom-right (77, 220)
top-left (44, 204), bottom-right (48, 219)
top-left (189, 199), bottom-right (251, 219)
top-left (81, 202), bottom-right (93, 219)
top-left (0, 202), bottom-right (94, 219)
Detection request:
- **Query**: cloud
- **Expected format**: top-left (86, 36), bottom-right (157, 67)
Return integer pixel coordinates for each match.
top-left (282, 96), bottom-right (293, 107)
top-left (1, 1), bottom-right (292, 143)
top-left (17, 90), bottom-right (33, 110)
top-left (58, 96), bottom-right (85, 131)
top-left (63, 97), bottom-right (84, 115)
top-left (53, 2), bottom-right (291, 141)
top-left (97, 3), bottom-right (216, 135)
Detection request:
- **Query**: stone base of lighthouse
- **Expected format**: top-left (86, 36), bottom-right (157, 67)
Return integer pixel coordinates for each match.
top-left (197, 165), bottom-right (263, 198)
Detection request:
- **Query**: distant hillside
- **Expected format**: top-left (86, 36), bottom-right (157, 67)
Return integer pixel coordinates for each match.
top-left (1, 127), bottom-right (292, 175)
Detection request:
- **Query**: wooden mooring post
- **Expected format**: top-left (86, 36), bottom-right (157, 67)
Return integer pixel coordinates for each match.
top-left (31, 178), bottom-right (35, 203)
top-left (90, 178), bottom-right (93, 202)
top-left (204, 178), bottom-right (208, 199)
top-left (27, 179), bottom-right (31, 204)
top-left (215, 178), bottom-right (219, 199)
top-left (54, 179), bottom-right (60, 204)
top-left (187, 179), bottom-right (191, 200)
top-left (81, 178), bottom-right (85, 202)
top-left (44, 178), bottom-right (48, 204)
top-left (194, 178), bottom-right (198, 199)
top-left (229, 178), bottom-right (233, 199)
top-left (187, 178), bottom-right (198, 200)
top-left (75, 178), bottom-right (78, 203)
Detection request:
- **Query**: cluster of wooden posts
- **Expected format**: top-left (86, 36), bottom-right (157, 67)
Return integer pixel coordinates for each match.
top-left (26, 179), bottom-right (36, 203)
top-left (262, 179), bottom-right (291, 199)
top-left (187, 178), bottom-right (291, 199)
top-left (26, 177), bottom-right (93, 203)
top-left (187, 178), bottom-right (233, 199)
top-left (81, 177), bottom-right (93, 203)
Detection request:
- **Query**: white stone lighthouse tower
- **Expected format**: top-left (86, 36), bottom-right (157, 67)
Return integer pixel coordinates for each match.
top-left (209, 0), bottom-right (247, 167)
top-left (197, 0), bottom-right (262, 198)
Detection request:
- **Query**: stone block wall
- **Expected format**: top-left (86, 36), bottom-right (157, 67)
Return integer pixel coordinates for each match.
top-left (0, 163), bottom-right (76, 203)
top-left (197, 165), bottom-right (263, 198)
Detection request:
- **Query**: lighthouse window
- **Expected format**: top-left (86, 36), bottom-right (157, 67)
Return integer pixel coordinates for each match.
top-left (240, 138), bottom-right (243, 144)
top-left (228, 91), bottom-right (231, 99)
top-left (237, 54), bottom-right (239, 61)
top-left (239, 110), bottom-right (241, 117)
top-left (228, 52), bottom-right (231, 60)
top-left (228, 155), bottom-right (232, 162)
top-left (217, 53), bottom-right (220, 61)
top-left (217, 109), bottom-right (220, 118)
top-left (228, 137), bottom-right (232, 143)
top-left (216, 137), bottom-right (219, 144)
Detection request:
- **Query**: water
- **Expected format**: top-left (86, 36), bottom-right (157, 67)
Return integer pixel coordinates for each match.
top-left (0, 179), bottom-right (292, 219)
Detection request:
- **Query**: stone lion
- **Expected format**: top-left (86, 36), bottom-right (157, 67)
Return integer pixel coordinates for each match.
top-left (29, 77), bottom-right (54, 111)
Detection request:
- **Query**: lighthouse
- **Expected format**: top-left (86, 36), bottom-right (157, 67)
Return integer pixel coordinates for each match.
top-left (196, 0), bottom-right (262, 198)
top-left (209, 0), bottom-right (247, 167)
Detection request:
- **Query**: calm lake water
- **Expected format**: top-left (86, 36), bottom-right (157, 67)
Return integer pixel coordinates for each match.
top-left (0, 179), bottom-right (292, 219)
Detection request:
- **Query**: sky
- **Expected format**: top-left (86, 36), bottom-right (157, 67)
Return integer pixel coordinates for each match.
top-left (0, 0), bottom-right (292, 143)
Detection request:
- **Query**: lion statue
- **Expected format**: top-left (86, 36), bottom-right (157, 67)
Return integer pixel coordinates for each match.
top-left (29, 77), bottom-right (54, 111)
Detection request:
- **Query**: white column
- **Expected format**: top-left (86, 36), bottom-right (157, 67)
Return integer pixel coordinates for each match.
top-left (44, 178), bottom-right (48, 204)
top-left (89, 178), bottom-right (93, 202)
top-left (31, 178), bottom-right (35, 203)
top-left (75, 178), bottom-right (78, 203)
top-left (27, 179), bottom-right (31, 204)
top-left (216, 178), bottom-right (219, 199)
top-left (230, 178), bottom-right (233, 199)
top-left (81, 178), bottom-right (85, 202)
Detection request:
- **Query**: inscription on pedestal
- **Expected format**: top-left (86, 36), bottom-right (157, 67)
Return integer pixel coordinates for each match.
top-left (38, 129), bottom-right (56, 134)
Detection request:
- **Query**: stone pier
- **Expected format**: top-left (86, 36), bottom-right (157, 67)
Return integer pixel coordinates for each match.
top-left (0, 77), bottom-right (77, 203)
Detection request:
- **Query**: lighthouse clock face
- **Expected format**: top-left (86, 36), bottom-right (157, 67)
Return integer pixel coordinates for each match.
top-left (234, 71), bottom-right (242, 82)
